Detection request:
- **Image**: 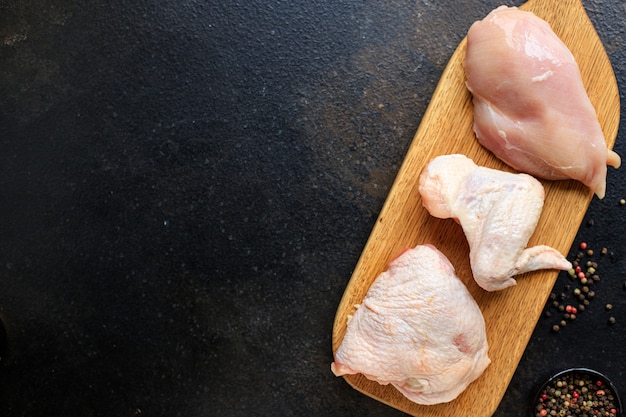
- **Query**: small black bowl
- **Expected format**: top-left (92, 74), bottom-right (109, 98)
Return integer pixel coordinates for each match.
top-left (531, 368), bottom-right (622, 417)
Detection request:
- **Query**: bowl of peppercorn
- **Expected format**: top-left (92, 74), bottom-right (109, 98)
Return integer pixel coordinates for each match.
top-left (531, 368), bottom-right (622, 417)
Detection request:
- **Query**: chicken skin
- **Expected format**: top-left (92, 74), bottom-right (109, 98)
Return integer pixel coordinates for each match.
top-left (465, 6), bottom-right (620, 199)
top-left (419, 154), bottom-right (571, 291)
top-left (331, 245), bottom-right (490, 405)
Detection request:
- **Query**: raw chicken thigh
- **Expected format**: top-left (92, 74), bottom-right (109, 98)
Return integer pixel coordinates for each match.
top-left (419, 154), bottom-right (571, 291)
top-left (331, 245), bottom-right (490, 405)
top-left (465, 6), bottom-right (620, 199)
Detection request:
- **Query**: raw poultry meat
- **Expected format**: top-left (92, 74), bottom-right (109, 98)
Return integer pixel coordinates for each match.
top-left (465, 6), bottom-right (620, 199)
top-left (331, 245), bottom-right (490, 405)
top-left (419, 154), bottom-right (571, 291)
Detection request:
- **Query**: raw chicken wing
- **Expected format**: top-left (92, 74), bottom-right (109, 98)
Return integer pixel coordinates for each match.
top-left (331, 245), bottom-right (490, 405)
top-left (465, 6), bottom-right (620, 199)
top-left (419, 154), bottom-right (571, 291)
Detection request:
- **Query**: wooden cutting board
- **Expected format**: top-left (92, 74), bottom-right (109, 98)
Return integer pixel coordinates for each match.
top-left (331, 0), bottom-right (620, 416)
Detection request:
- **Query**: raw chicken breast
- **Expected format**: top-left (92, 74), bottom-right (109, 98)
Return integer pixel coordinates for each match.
top-left (331, 245), bottom-right (490, 405)
top-left (465, 6), bottom-right (620, 199)
top-left (419, 154), bottom-right (571, 291)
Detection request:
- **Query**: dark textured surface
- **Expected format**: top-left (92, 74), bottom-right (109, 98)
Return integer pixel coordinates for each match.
top-left (0, 1), bottom-right (624, 416)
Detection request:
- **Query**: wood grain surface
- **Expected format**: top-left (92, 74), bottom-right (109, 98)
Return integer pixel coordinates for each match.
top-left (331, 0), bottom-right (620, 416)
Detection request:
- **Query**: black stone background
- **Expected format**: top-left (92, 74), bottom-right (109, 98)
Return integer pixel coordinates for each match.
top-left (0, 0), bottom-right (625, 416)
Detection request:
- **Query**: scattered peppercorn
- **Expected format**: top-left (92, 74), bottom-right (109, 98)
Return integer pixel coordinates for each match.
top-left (543, 240), bottom-right (617, 333)
top-left (609, 317), bottom-right (616, 325)
top-left (606, 303), bottom-right (613, 311)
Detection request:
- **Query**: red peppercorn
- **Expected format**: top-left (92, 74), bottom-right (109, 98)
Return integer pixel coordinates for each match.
top-left (596, 380), bottom-right (603, 387)
top-left (540, 409), bottom-right (547, 416)
top-left (575, 266), bottom-right (582, 273)
top-left (580, 242), bottom-right (588, 250)
top-left (577, 272), bottom-right (585, 279)
top-left (573, 391), bottom-right (579, 398)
